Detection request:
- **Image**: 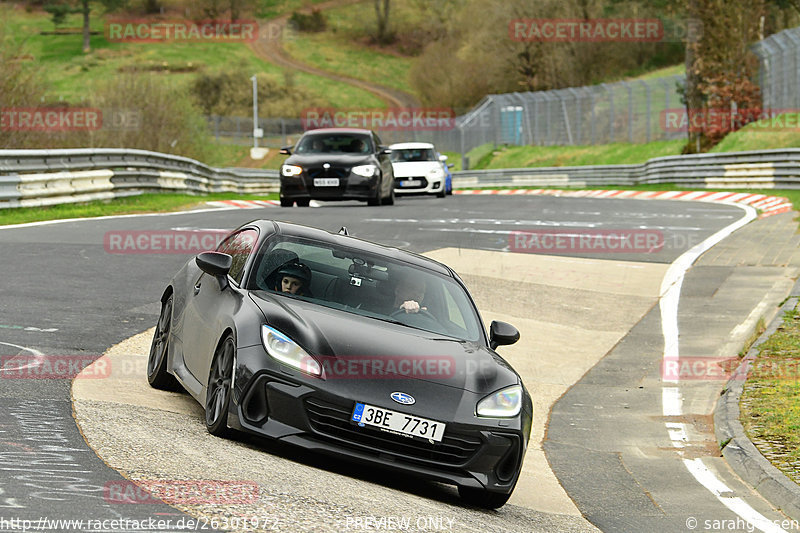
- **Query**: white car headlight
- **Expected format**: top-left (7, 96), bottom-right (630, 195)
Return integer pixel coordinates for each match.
top-left (281, 164), bottom-right (303, 177)
top-left (476, 385), bottom-right (522, 418)
top-left (261, 325), bottom-right (321, 376)
top-left (352, 164), bottom-right (378, 178)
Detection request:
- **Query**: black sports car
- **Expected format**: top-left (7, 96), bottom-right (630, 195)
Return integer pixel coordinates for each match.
top-left (279, 128), bottom-right (395, 207)
top-left (147, 220), bottom-right (531, 508)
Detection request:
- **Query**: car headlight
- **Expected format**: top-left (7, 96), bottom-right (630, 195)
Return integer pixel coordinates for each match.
top-left (281, 164), bottom-right (303, 177)
top-left (476, 385), bottom-right (522, 418)
top-left (261, 325), bottom-right (321, 376)
top-left (352, 164), bottom-right (378, 178)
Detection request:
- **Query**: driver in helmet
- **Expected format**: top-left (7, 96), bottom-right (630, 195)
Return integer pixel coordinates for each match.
top-left (275, 262), bottom-right (312, 296)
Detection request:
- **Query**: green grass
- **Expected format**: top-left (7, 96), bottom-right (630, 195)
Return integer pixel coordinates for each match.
top-left (740, 307), bottom-right (800, 483)
top-left (283, 3), bottom-right (415, 98)
top-left (711, 112), bottom-right (800, 153)
top-left (0, 191), bottom-right (278, 226)
top-left (471, 140), bottom-right (686, 170)
top-left (4, 5), bottom-right (383, 109)
top-left (627, 63), bottom-right (685, 81)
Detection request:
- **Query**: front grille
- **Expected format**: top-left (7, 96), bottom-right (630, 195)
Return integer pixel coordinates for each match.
top-left (308, 167), bottom-right (348, 180)
top-left (304, 397), bottom-right (482, 467)
top-left (395, 177), bottom-right (428, 189)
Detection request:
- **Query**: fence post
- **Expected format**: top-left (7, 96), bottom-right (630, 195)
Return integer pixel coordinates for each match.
top-left (640, 80), bottom-right (652, 143)
top-left (603, 84), bottom-right (615, 143)
top-left (626, 83), bottom-right (633, 143)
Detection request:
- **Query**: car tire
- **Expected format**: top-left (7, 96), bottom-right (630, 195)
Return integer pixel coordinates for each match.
top-left (147, 295), bottom-right (180, 391)
top-left (296, 198), bottom-right (310, 207)
top-left (457, 486), bottom-right (513, 509)
top-left (280, 198), bottom-right (293, 207)
top-left (205, 334), bottom-right (235, 438)
top-left (436, 187), bottom-right (446, 198)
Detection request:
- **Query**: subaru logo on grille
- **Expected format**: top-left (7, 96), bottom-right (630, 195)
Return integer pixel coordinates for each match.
top-left (390, 392), bottom-right (415, 405)
top-left (323, 163), bottom-right (330, 169)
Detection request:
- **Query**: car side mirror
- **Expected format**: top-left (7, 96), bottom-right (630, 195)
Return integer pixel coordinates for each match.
top-left (380, 147), bottom-right (392, 155)
top-left (489, 320), bottom-right (519, 350)
top-left (280, 146), bottom-right (292, 155)
top-left (196, 252), bottom-right (233, 290)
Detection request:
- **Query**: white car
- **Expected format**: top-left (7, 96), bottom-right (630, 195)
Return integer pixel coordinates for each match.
top-left (389, 142), bottom-right (448, 198)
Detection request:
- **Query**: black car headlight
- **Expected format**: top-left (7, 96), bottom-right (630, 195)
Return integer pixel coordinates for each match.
top-left (281, 164), bottom-right (303, 177)
top-left (261, 325), bottom-right (321, 376)
top-left (476, 385), bottom-right (523, 418)
top-left (351, 164), bottom-right (378, 178)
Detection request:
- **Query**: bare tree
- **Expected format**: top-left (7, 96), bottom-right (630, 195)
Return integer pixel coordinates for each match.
top-left (374, 0), bottom-right (392, 44)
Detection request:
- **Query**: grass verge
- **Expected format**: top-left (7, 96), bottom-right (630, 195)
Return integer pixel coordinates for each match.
top-left (740, 306), bottom-right (800, 485)
top-left (0, 192), bottom-right (278, 226)
top-left (3, 5), bottom-right (383, 109)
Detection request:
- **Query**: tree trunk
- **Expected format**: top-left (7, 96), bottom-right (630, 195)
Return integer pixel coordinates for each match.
top-left (374, 0), bottom-right (391, 44)
top-left (81, 0), bottom-right (91, 53)
top-left (683, 0), bottom-right (703, 153)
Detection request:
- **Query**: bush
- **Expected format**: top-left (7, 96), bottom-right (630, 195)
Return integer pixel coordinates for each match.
top-left (288, 9), bottom-right (326, 33)
top-left (190, 66), bottom-right (323, 118)
top-left (87, 74), bottom-right (212, 161)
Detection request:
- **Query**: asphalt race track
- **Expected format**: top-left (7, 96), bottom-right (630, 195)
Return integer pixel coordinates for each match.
top-left (1, 194), bottom-right (797, 532)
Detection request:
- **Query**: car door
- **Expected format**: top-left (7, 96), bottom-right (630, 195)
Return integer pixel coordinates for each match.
top-left (182, 229), bottom-right (259, 383)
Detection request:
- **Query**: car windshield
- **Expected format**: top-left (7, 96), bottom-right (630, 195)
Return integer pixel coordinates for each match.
top-left (295, 134), bottom-right (372, 154)
top-left (390, 148), bottom-right (436, 162)
top-left (248, 236), bottom-right (484, 342)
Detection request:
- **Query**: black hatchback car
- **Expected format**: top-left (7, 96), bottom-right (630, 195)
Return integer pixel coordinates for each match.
top-left (147, 220), bottom-right (531, 508)
top-left (279, 128), bottom-right (395, 207)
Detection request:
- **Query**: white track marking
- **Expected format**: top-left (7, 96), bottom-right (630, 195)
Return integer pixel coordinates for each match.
top-left (658, 202), bottom-right (787, 532)
top-left (0, 342), bottom-right (44, 372)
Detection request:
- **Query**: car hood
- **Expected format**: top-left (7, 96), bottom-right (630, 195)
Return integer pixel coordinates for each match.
top-left (249, 291), bottom-right (519, 395)
top-left (391, 161), bottom-right (441, 178)
top-left (285, 153), bottom-right (375, 167)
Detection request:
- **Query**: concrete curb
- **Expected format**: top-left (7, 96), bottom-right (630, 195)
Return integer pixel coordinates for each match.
top-left (714, 279), bottom-right (800, 522)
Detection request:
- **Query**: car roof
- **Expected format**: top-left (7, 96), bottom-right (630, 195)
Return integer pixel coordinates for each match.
top-left (389, 142), bottom-right (435, 149)
top-left (244, 220), bottom-right (451, 276)
top-left (303, 128), bottom-right (373, 135)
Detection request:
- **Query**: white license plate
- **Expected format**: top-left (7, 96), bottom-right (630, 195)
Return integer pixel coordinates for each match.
top-left (400, 180), bottom-right (422, 187)
top-left (314, 178), bottom-right (340, 187)
top-left (351, 402), bottom-right (446, 442)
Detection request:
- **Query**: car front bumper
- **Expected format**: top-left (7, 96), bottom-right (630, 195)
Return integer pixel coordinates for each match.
top-left (229, 346), bottom-right (530, 495)
top-left (280, 173), bottom-right (379, 201)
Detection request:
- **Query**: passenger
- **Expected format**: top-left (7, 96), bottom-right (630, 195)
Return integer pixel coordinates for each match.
top-left (275, 262), bottom-right (312, 296)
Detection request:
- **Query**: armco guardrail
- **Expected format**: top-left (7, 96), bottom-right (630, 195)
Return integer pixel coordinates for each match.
top-left (3, 147), bottom-right (800, 209)
top-left (452, 148), bottom-right (800, 190)
top-left (0, 148), bottom-right (279, 209)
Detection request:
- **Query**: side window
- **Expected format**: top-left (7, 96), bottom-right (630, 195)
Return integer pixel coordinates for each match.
top-left (373, 133), bottom-right (382, 152)
top-left (216, 229), bottom-right (258, 285)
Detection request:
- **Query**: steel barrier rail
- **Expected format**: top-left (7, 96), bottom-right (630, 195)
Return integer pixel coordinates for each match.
top-left (3, 147), bottom-right (800, 209)
top-left (0, 148), bottom-right (279, 209)
top-left (452, 148), bottom-right (800, 190)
